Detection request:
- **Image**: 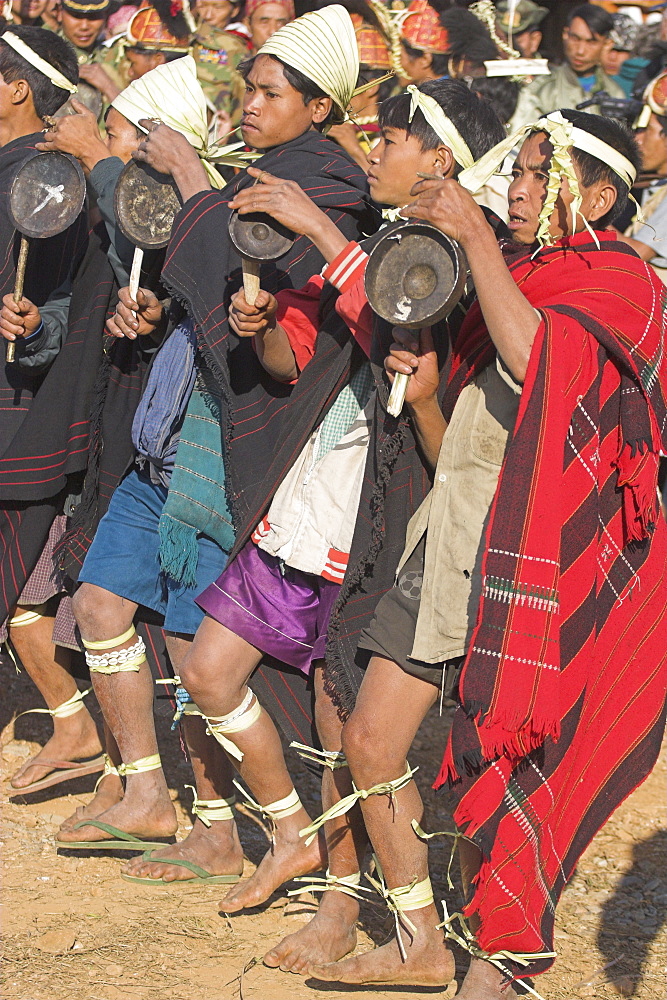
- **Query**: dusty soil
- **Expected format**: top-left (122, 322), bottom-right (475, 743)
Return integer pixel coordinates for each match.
top-left (1, 658), bottom-right (665, 1000)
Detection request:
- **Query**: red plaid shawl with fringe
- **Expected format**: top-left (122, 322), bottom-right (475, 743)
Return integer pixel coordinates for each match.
top-left (434, 231), bottom-right (667, 979)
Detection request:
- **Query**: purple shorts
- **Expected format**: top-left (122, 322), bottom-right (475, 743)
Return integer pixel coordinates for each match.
top-left (196, 541), bottom-right (340, 676)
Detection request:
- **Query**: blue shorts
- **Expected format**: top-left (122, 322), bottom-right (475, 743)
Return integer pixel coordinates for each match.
top-left (79, 468), bottom-right (229, 635)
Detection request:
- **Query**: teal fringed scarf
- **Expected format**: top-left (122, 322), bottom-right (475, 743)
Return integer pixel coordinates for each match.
top-left (158, 373), bottom-right (235, 587)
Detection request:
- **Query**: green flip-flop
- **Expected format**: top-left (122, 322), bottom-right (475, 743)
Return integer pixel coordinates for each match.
top-left (121, 849), bottom-right (242, 886)
top-left (55, 819), bottom-right (174, 852)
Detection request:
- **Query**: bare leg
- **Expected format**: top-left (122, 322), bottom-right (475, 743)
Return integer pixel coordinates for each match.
top-left (59, 722), bottom-right (123, 831)
top-left (455, 840), bottom-right (517, 1000)
top-left (9, 603), bottom-right (102, 789)
top-left (263, 662), bottom-right (364, 974)
top-left (310, 656), bottom-right (455, 987)
top-left (122, 634), bottom-right (244, 881)
top-left (57, 583), bottom-right (177, 843)
top-left (178, 616), bottom-right (325, 912)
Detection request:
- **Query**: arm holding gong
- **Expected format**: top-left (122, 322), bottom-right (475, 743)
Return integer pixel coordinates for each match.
top-left (133, 121), bottom-right (211, 203)
top-left (228, 168), bottom-right (350, 265)
top-left (228, 288), bottom-right (298, 382)
top-left (385, 326), bottom-right (447, 473)
top-left (403, 179), bottom-right (539, 384)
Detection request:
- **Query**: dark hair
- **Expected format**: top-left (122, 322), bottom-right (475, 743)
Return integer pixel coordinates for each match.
top-left (471, 76), bottom-right (520, 127)
top-left (313, 0), bottom-right (385, 36)
top-left (656, 113), bottom-right (667, 135)
top-left (558, 109), bottom-right (641, 228)
top-left (378, 77), bottom-right (506, 169)
top-left (440, 7), bottom-right (498, 69)
top-left (0, 25), bottom-right (78, 117)
top-left (239, 54), bottom-right (334, 129)
top-left (566, 4), bottom-right (614, 38)
top-left (400, 39), bottom-right (449, 78)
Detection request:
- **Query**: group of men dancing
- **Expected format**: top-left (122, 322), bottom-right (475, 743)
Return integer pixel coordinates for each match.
top-left (1, 4), bottom-right (666, 998)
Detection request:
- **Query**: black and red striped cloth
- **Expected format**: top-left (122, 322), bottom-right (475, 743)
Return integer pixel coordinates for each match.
top-left (435, 232), bottom-right (667, 979)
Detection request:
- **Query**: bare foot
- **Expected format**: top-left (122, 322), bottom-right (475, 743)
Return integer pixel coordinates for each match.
top-left (455, 957), bottom-right (518, 999)
top-left (56, 779), bottom-right (178, 843)
top-left (309, 906), bottom-right (454, 987)
top-left (58, 773), bottom-right (124, 833)
top-left (121, 818), bottom-right (244, 882)
top-left (10, 712), bottom-right (102, 789)
top-left (264, 889), bottom-right (359, 974)
top-left (219, 810), bottom-right (326, 913)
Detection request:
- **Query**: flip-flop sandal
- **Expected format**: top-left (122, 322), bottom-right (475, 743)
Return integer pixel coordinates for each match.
top-left (55, 819), bottom-right (175, 852)
top-left (9, 754), bottom-right (106, 795)
top-left (121, 849), bottom-right (242, 886)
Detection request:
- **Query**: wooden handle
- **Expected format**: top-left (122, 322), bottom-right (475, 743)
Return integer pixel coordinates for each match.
top-left (242, 257), bottom-right (261, 306)
top-left (7, 236), bottom-right (29, 364)
top-left (387, 371), bottom-right (410, 417)
top-left (129, 246), bottom-right (144, 304)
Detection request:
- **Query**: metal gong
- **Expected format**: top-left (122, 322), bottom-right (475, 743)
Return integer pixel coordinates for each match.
top-left (114, 159), bottom-right (182, 251)
top-left (364, 221), bottom-right (467, 329)
top-left (55, 81), bottom-right (104, 121)
top-left (8, 151), bottom-right (86, 240)
top-left (228, 211), bottom-right (295, 261)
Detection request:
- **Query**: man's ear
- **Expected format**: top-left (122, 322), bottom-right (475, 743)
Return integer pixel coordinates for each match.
top-left (434, 143), bottom-right (454, 178)
top-left (311, 95), bottom-right (333, 125)
top-left (587, 179), bottom-right (617, 223)
top-left (422, 51), bottom-right (433, 73)
top-left (10, 78), bottom-right (31, 107)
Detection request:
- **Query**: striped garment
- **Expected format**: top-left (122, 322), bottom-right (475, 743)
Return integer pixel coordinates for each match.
top-left (434, 231), bottom-right (667, 982)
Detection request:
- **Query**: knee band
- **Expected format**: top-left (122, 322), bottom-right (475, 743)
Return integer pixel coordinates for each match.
top-left (204, 688), bottom-right (262, 761)
top-left (83, 627), bottom-right (146, 674)
top-left (8, 610), bottom-right (44, 627)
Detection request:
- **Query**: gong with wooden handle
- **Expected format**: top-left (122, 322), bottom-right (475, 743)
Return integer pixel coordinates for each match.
top-left (228, 212), bottom-right (295, 306)
top-left (6, 150), bottom-right (86, 363)
top-left (364, 221), bottom-right (467, 416)
top-left (114, 159), bottom-right (182, 303)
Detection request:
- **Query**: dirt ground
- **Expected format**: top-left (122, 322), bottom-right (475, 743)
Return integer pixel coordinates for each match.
top-left (2, 656), bottom-right (665, 1000)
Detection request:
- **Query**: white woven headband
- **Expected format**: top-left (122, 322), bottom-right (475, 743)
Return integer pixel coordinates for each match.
top-left (2, 32), bottom-right (77, 94)
top-left (406, 85), bottom-right (474, 171)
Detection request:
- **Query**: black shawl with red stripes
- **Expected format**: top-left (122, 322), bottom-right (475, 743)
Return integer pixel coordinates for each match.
top-left (161, 128), bottom-right (379, 532)
top-left (0, 134), bottom-right (88, 455)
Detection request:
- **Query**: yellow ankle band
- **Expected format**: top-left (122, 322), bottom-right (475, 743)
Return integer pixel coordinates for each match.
top-left (16, 686), bottom-right (91, 721)
top-left (186, 785), bottom-right (235, 825)
top-left (94, 753), bottom-right (120, 791)
top-left (290, 870), bottom-right (366, 900)
top-left (367, 858), bottom-right (434, 961)
top-left (117, 753), bottom-right (161, 777)
top-left (82, 626), bottom-right (136, 650)
top-left (234, 781), bottom-right (302, 838)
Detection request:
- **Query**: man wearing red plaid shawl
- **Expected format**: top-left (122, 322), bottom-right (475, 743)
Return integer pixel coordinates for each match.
top-left (315, 109), bottom-right (667, 997)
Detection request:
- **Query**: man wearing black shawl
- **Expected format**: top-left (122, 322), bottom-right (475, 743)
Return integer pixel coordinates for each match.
top-left (61, 7), bottom-right (379, 892)
top-left (0, 26), bottom-right (106, 792)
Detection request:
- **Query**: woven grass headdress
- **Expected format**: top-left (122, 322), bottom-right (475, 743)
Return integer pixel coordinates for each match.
top-left (112, 55), bottom-right (258, 188)
top-left (258, 4), bottom-right (359, 125)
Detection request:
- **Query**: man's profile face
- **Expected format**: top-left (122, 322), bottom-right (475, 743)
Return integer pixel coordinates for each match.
top-left (562, 16), bottom-right (609, 76)
top-left (59, 10), bottom-right (105, 50)
top-left (367, 127), bottom-right (450, 208)
top-left (508, 132), bottom-right (615, 245)
top-left (104, 107), bottom-right (142, 162)
top-left (636, 113), bottom-right (667, 176)
top-left (247, 2), bottom-right (289, 50)
top-left (240, 53), bottom-right (328, 150)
